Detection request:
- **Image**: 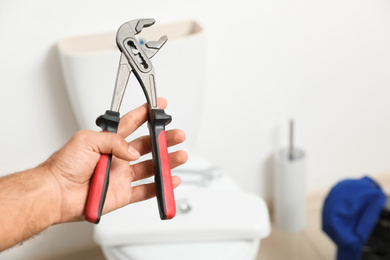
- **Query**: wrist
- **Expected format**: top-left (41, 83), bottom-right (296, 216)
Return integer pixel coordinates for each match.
top-left (0, 162), bottom-right (63, 250)
top-left (35, 160), bottom-right (63, 225)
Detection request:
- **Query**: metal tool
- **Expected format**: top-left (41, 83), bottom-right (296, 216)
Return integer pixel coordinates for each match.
top-left (85, 18), bottom-right (175, 224)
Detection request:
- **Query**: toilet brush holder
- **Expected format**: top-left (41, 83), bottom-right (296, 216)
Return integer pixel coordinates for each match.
top-left (273, 148), bottom-right (306, 232)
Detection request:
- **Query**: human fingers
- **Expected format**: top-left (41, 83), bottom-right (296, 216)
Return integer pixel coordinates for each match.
top-left (131, 150), bottom-right (188, 181)
top-left (117, 97), bottom-right (168, 138)
top-left (129, 129), bottom-right (186, 156)
top-left (73, 130), bottom-right (140, 162)
top-left (129, 176), bottom-right (181, 204)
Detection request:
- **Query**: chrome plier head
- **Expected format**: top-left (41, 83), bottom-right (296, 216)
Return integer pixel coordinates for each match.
top-left (117, 19), bottom-right (167, 60)
top-left (112, 18), bottom-right (167, 110)
top-left (114, 19), bottom-right (176, 220)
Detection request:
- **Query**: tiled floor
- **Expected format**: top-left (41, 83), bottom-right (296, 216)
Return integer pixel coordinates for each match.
top-left (258, 191), bottom-right (337, 260)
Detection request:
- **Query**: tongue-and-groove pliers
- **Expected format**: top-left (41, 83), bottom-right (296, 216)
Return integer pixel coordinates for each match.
top-left (84, 18), bottom-right (175, 224)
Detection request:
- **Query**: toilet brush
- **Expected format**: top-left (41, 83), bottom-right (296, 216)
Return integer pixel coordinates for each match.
top-left (273, 120), bottom-right (307, 233)
top-left (289, 120), bottom-right (294, 161)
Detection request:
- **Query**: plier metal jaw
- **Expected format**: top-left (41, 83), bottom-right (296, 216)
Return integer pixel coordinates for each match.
top-left (85, 19), bottom-right (175, 224)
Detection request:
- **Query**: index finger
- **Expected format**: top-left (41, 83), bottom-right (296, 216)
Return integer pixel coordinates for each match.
top-left (117, 97), bottom-right (168, 138)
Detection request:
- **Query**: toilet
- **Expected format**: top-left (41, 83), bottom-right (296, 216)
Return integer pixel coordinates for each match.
top-left (95, 156), bottom-right (270, 260)
top-left (57, 20), bottom-right (271, 260)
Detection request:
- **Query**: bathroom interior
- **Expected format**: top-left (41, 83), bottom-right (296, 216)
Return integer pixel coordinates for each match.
top-left (1, 0), bottom-right (390, 259)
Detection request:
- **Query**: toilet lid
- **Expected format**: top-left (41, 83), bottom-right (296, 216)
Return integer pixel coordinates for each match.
top-left (94, 190), bottom-right (270, 246)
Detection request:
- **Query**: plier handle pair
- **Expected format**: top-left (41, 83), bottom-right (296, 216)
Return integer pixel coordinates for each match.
top-left (84, 18), bottom-right (175, 224)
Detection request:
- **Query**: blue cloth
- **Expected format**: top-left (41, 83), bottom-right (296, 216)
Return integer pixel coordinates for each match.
top-left (322, 176), bottom-right (386, 260)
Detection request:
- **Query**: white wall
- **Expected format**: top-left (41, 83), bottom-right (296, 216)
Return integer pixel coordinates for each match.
top-left (1, 0), bottom-right (390, 258)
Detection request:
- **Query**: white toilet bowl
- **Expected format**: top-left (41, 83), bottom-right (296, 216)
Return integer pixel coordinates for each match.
top-left (104, 240), bottom-right (260, 260)
top-left (57, 20), bottom-right (271, 260)
top-left (94, 157), bottom-right (271, 260)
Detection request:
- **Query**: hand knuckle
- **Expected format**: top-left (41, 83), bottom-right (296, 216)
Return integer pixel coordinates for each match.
top-left (73, 130), bottom-right (90, 142)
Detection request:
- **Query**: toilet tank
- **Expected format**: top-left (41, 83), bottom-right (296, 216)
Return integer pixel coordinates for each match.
top-left (57, 20), bottom-right (206, 154)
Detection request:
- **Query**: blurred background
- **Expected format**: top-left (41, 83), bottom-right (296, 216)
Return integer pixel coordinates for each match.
top-left (1, 0), bottom-right (390, 259)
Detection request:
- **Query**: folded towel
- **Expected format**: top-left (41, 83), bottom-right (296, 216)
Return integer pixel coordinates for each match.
top-left (322, 176), bottom-right (386, 260)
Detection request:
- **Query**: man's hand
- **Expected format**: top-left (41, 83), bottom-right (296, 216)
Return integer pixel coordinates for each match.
top-left (47, 98), bottom-right (187, 223)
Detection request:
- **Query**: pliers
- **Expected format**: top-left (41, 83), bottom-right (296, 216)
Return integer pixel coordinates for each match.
top-left (84, 18), bottom-right (175, 224)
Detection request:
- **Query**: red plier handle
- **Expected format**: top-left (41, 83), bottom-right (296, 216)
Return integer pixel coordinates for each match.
top-left (148, 109), bottom-right (175, 219)
top-left (85, 110), bottom-right (120, 224)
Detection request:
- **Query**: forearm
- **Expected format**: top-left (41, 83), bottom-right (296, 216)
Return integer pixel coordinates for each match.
top-left (0, 162), bottom-right (60, 251)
